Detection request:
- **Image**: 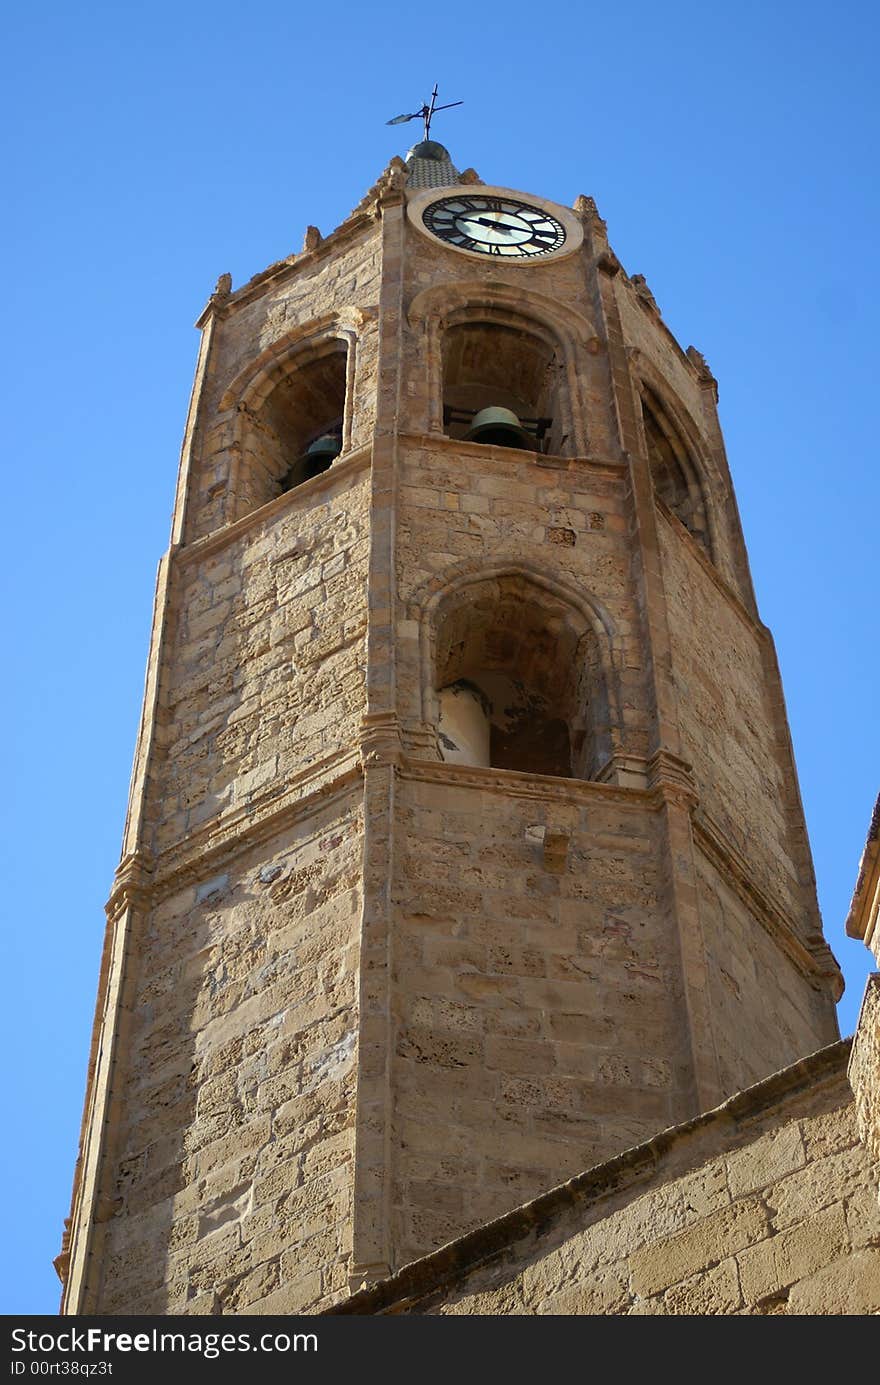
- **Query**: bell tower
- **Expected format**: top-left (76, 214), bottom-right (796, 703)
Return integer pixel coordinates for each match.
top-left (60, 136), bottom-right (842, 1315)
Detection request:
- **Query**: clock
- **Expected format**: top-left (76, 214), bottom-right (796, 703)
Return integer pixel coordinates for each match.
top-left (422, 195), bottom-right (566, 259)
top-left (408, 186), bottom-right (583, 264)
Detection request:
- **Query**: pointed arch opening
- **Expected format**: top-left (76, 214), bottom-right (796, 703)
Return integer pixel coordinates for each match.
top-left (432, 572), bottom-right (612, 780)
top-left (640, 384), bottom-right (711, 554)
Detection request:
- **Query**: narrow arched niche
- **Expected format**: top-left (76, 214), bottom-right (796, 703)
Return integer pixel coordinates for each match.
top-left (442, 320), bottom-right (569, 455)
top-left (434, 574), bottom-right (611, 780)
top-left (640, 385), bottom-right (711, 553)
top-left (239, 342), bottom-right (348, 508)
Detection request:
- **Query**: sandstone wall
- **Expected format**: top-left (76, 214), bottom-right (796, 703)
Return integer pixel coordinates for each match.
top-left (97, 795), bottom-right (363, 1314)
top-left (332, 1038), bottom-right (880, 1316)
top-left (385, 384), bottom-right (677, 1265)
top-left (659, 509), bottom-right (801, 918)
top-left (394, 439), bottom-right (646, 756)
top-left (141, 465), bottom-right (370, 857)
top-left (186, 226), bottom-right (382, 543)
top-left (81, 219), bottom-right (384, 1315)
top-left (389, 774), bottom-right (690, 1264)
top-left (695, 848), bottom-right (836, 1091)
top-left (400, 226), bottom-right (620, 460)
top-left (615, 281), bottom-right (749, 604)
top-left (63, 177), bottom-right (846, 1317)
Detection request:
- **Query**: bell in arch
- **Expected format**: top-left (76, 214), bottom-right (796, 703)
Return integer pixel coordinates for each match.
top-left (297, 433), bottom-right (342, 484)
top-left (464, 406), bottom-right (532, 450)
top-left (282, 433), bottom-right (342, 493)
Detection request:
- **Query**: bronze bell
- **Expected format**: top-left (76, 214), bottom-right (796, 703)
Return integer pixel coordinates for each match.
top-left (299, 433), bottom-right (342, 481)
top-left (463, 406), bottom-right (532, 449)
top-left (304, 433), bottom-right (341, 467)
top-left (282, 433), bottom-right (342, 493)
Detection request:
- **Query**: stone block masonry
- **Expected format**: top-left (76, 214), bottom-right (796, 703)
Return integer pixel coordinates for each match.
top-left (98, 804), bottom-right (364, 1314)
top-left (59, 156), bottom-right (846, 1314)
top-left (329, 1018), bottom-right (880, 1316)
top-left (388, 774), bottom-right (692, 1265)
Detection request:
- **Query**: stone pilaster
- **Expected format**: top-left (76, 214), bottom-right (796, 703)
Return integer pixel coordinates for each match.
top-left (350, 170), bottom-right (407, 1285)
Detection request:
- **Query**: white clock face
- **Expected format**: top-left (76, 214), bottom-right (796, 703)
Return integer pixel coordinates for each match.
top-left (422, 195), bottom-right (567, 259)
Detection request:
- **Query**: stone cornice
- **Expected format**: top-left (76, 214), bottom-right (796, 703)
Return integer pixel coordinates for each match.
top-left (396, 431), bottom-right (628, 478)
top-left (325, 1038), bottom-right (852, 1315)
top-left (399, 752), bottom-right (707, 816)
top-left (359, 712), bottom-right (405, 767)
top-left (104, 746), bottom-right (839, 999)
top-left (105, 851), bottom-right (155, 922)
top-left (686, 345), bottom-right (719, 401)
top-left (350, 157), bottom-right (407, 217)
top-left (171, 446), bottom-right (371, 567)
top-left (647, 748), bottom-right (698, 809)
top-left (150, 750), bottom-right (363, 899)
top-left (693, 810), bottom-right (843, 994)
top-left (194, 274), bottom-right (232, 330)
top-left (399, 755), bottom-right (652, 806)
top-left (215, 159), bottom-right (404, 319)
top-left (615, 265), bottom-right (714, 391)
top-left (101, 749), bottom-right (841, 1002)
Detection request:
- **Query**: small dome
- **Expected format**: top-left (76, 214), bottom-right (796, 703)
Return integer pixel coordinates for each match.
top-left (406, 139), bottom-right (451, 163)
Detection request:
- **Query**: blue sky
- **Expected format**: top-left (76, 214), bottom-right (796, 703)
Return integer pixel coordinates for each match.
top-left (2, 0), bottom-right (877, 1316)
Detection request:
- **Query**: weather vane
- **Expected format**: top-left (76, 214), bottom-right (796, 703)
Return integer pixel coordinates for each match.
top-left (386, 84), bottom-right (463, 143)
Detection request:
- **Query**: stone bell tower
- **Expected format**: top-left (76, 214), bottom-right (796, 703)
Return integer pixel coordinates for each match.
top-left (59, 138), bottom-right (843, 1316)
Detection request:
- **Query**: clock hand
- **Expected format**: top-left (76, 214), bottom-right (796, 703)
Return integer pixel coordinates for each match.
top-left (461, 215), bottom-right (556, 240)
top-left (468, 217), bottom-right (519, 234)
top-left (454, 215), bottom-right (515, 235)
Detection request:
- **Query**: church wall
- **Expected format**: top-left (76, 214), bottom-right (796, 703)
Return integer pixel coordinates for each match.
top-left (185, 227), bottom-right (382, 544)
top-left (428, 1065), bottom-right (879, 1314)
top-left (332, 1039), bottom-right (880, 1316)
top-left (144, 466), bottom-right (370, 856)
top-left (395, 442), bottom-right (630, 595)
top-left (657, 509), bottom-right (801, 921)
top-left (394, 439), bottom-right (648, 753)
top-left (695, 848), bottom-right (837, 1092)
top-left (404, 228), bottom-right (596, 336)
top-left (211, 230), bottom-right (381, 420)
top-left (615, 284), bottom-right (708, 440)
top-left (95, 796), bottom-right (363, 1314)
top-left (616, 282), bottom-right (749, 602)
top-left (385, 421), bottom-right (684, 1264)
top-left (389, 775), bottom-right (690, 1265)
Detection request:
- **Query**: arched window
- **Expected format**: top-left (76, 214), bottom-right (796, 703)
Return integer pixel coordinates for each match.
top-left (433, 573), bottom-right (611, 780)
top-left (442, 319), bottom-right (569, 456)
top-left (640, 385), bottom-right (710, 552)
top-left (239, 341), bottom-right (348, 507)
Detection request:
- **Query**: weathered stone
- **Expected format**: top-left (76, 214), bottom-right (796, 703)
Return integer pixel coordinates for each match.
top-left (327, 1045), bottom-right (880, 1318)
top-left (737, 1201), bottom-right (848, 1303)
top-left (60, 147), bottom-right (853, 1321)
top-left (660, 1257), bottom-right (742, 1315)
top-left (786, 1248), bottom-right (880, 1315)
top-left (630, 1198), bottom-right (769, 1296)
top-left (725, 1123), bottom-right (805, 1198)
